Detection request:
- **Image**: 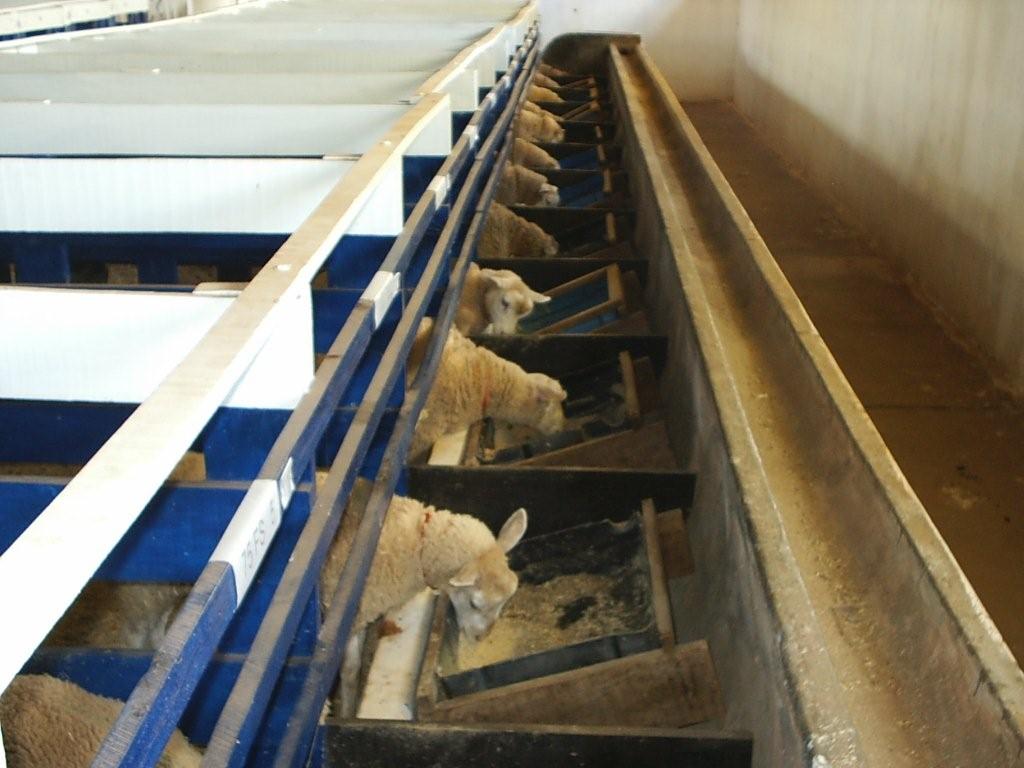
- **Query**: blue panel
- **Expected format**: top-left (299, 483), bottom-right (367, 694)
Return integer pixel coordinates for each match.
top-left (402, 156), bottom-right (444, 209)
top-left (0, 400), bottom-right (135, 463)
top-left (0, 481), bottom-right (240, 579)
top-left (325, 235), bottom-right (395, 290)
top-left (13, 239), bottom-right (71, 283)
top-left (0, 233), bottom-right (289, 285)
top-left (311, 289), bottom-right (359, 354)
top-left (451, 111), bottom-right (473, 139)
top-left (23, 649), bottom-right (309, 755)
top-left (202, 408), bottom-right (291, 481)
top-left (137, 253), bottom-right (179, 284)
top-left (556, 147), bottom-right (601, 170)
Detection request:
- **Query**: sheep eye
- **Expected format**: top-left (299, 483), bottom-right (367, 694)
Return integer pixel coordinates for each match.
top-left (470, 595), bottom-right (485, 610)
top-left (501, 297), bottom-right (511, 310)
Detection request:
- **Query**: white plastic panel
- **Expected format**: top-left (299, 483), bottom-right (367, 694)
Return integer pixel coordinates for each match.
top-left (0, 285), bottom-right (314, 409)
top-left (0, 71), bottom-right (431, 104)
top-left (0, 157), bottom-right (356, 233)
top-left (0, 102), bottom-right (410, 155)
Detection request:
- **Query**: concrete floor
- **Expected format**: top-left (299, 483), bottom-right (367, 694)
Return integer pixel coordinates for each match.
top-left (685, 101), bottom-right (1024, 666)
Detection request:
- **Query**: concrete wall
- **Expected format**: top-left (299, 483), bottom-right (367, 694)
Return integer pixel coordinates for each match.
top-left (539, 0), bottom-right (739, 100)
top-left (732, 0), bottom-right (1024, 395)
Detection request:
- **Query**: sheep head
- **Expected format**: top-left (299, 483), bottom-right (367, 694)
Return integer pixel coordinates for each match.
top-left (447, 509), bottom-right (528, 641)
top-left (526, 373), bottom-right (567, 434)
top-left (543, 114), bottom-right (566, 143)
top-left (480, 268), bottom-right (551, 334)
top-left (538, 182), bottom-right (561, 206)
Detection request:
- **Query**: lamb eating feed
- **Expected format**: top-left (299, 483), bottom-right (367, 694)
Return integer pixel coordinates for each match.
top-left (410, 325), bottom-right (566, 456)
top-left (496, 163), bottom-right (560, 206)
top-left (513, 138), bottom-right (560, 169)
top-left (478, 202), bottom-right (559, 260)
top-left (528, 84), bottom-right (562, 103)
top-left (321, 491), bottom-right (528, 716)
top-left (516, 109), bottom-right (565, 143)
top-left (532, 71), bottom-right (561, 89)
top-left (456, 262), bottom-right (550, 336)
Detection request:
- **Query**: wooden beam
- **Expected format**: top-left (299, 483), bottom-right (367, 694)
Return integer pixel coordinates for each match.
top-left (657, 508), bottom-right (694, 579)
top-left (641, 498), bottom-right (675, 650)
top-left (422, 641), bottom-right (724, 728)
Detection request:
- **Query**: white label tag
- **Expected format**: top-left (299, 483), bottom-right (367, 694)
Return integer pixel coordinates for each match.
top-left (278, 456), bottom-right (296, 511)
top-left (358, 271), bottom-right (401, 330)
top-left (211, 479), bottom-right (282, 603)
top-left (427, 175), bottom-right (450, 206)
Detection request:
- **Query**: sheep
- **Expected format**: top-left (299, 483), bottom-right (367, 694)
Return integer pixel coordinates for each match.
top-left (538, 62), bottom-right (572, 78)
top-left (522, 100), bottom-right (561, 122)
top-left (456, 263), bottom-right (550, 335)
top-left (478, 202), bottom-right (559, 260)
top-left (411, 325), bottom-right (567, 457)
top-left (321, 490), bottom-right (528, 716)
top-left (496, 164), bottom-right (560, 206)
top-left (532, 71), bottom-right (561, 89)
top-left (528, 84), bottom-right (562, 103)
top-left (513, 138), bottom-right (560, 169)
top-left (0, 674), bottom-right (201, 768)
top-left (44, 582), bottom-right (189, 650)
top-left (516, 109), bottom-right (565, 143)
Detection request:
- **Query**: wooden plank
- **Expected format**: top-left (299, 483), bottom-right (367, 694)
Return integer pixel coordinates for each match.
top-left (422, 641), bottom-right (724, 728)
top-left (325, 721), bottom-right (753, 768)
top-left (641, 498), bottom-right (674, 650)
top-left (0, 94), bottom-right (450, 697)
top-left (656, 508), bottom-right (694, 579)
top-left (632, 355), bottom-right (662, 414)
top-left (619, 350), bottom-right (642, 423)
top-left (515, 418), bottom-right (677, 470)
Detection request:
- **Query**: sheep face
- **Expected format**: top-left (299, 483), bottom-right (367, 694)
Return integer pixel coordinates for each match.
top-left (480, 269), bottom-right (551, 334)
top-left (447, 509), bottom-right (528, 640)
top-left (538, 182), bottom-right (561, 206)
top-left (542, 232), bottom-right (559, 257)
top-left (527, 373), bottom-right (568, 433)
top-left (543, 115), bottom-right (566, 143)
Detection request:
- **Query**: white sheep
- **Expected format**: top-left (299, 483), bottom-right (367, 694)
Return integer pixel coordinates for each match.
top-left (45, 582), bottom-right (189, 650)
top-left (456, 263), bottom-right (550, 336)
top-left (516, 109), bottom-right (565, 144)
top-left (410, 325), bottom-right (567, 457)
top-left (496, 164), bottom-right (560, 207)
top-left (533, 71), bottom-right (561, 90)
top-left (528, 84), bottom-right (563, 103)
top-left (321, 490), bottom-right (528, 716)
top-left (522, 100), bottom-right (561, 122)
top-left (0, 674), bottom-right (201, 768)
top-left (478, 202), bottom-right (559, 260)
top-left (538, 62), bottom-right (572, 78)
top-left (513, 138), bottom-right (560, 169)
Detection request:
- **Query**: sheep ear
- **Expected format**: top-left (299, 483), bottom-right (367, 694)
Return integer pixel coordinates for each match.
top-left (482, 270), bottom-right (518, 291)
top-left (497, 508), bottom-right (528, 553)
top-left (532, 374), bottom-right (567, 402)
top-left (449, 563), bottom-right (479, 589)
top-left (529, 290), bottom-right (551, 304)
